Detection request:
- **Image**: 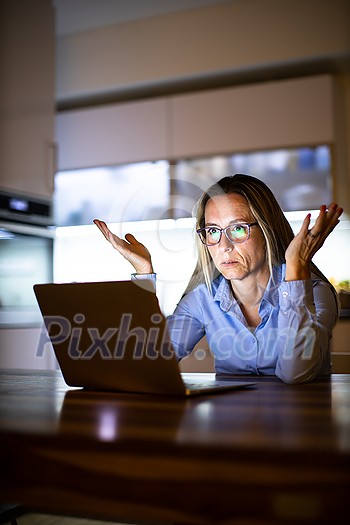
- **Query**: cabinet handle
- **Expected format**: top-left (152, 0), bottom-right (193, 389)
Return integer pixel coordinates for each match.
top-left (47, 141), bottom-right (58, 194)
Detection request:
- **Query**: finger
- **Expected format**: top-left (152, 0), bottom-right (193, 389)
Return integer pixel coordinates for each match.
top-left (93, 219), bottom-right (110, 241)
top-left (309, 203), bottom-right (343, 241)
top-left (93, 218), bottom-right (103, 229)
top-left (125, 233), bottom-right (141, 245)
top-left (107, 232), bottom-right (127, 251)
top-left (303, 213), bottom-right (322, 241)
top-left (327, 202), bottom-right (341, 213)
top-left (300, 213), bottom-right (311, 236)
top-left (93, 219), bottom-right (125, 250)
top-left (326, 204), bottom-right (343, 229)
top-left (310, 204), bottom-right (336, 234)
top-left (326, 203), bottom-right (343, 222)
top-left (308, 206), bottom-right (326, 236)
top-left (93, 218), bottom-right (105, 227)
top-left (319, 204), bottom-right (343, 234)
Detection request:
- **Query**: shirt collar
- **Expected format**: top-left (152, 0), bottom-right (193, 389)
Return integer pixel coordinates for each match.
top-left (211, 264), bottom-right (284, 312)
top-left (212, 275), bottom-right (236, 312)
top-left (260, 264), bottom-right (284, 309)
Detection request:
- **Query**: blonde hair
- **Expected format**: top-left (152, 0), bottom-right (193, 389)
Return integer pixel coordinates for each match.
top-left (185, 174), bottom-right (333, 295)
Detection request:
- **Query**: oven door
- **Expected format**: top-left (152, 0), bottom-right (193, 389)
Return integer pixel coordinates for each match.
top-left (0, 221), bottom-right (54, 327)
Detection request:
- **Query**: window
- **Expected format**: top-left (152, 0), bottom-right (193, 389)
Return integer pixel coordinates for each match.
top-left (172, 146), bottom-right (332, 217)
top-left (54, 161), bottom-right (170, 226)
top-left (54, 146), bottom-right (333, 227)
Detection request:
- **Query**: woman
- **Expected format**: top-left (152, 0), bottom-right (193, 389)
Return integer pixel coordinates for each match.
top-left (94, 174), bottom-right (343, 384)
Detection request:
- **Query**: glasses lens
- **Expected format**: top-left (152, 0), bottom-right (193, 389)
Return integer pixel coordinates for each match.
top-left (197, 229), bottom-right (207, 244)
top-left (226, 224), bottom-right (249, 243)
top-left (206, 227), bottom-right (222, 245)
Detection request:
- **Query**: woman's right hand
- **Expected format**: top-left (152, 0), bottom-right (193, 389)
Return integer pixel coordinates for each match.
top-left (93, 219), bottom-right (154, 274)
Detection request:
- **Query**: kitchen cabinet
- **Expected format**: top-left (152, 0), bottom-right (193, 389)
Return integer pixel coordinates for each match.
top-left (332, 319), bottom-right (350, 373)
top-left (56, 97), bottom-right (170, 170)
top-left (0, 0), bottom-right (55, 199)
top-left (57, 75), bottom-right (334, 171)
top-left (0, 328), bottom-right (57, 370)
top-left (170, 75), bottom-right (334, 159)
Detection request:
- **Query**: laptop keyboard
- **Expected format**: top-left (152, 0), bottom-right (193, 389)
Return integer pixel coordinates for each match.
top-left (184, 381), bottom-right (223, 389)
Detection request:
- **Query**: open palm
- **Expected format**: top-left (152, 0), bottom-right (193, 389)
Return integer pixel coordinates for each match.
top-left (93, 219), bottom-right (154, 274)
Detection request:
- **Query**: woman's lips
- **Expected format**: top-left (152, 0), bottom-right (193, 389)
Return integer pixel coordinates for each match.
top-left (221, 260), bottom-right (238, 266)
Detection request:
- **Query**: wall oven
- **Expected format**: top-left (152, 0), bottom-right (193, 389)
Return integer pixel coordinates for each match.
top-left (0, 191), bottom-right (54, 327)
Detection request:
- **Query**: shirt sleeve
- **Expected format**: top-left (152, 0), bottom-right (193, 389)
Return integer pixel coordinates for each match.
top-left (274, 278), bottom-right (337, 384)
top-left (131, 272), bottom-right (157, 292)
top-left (166, 297), bottom-right (206, 360)
top-left (130, 273), bottom-right (205, 359)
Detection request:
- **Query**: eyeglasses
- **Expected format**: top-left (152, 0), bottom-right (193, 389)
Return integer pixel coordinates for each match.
top-left (196, 222), bottom-right (258, 246)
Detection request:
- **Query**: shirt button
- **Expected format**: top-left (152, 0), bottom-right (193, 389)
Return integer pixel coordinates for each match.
top-left (282, 291), bottom-right (289, 297)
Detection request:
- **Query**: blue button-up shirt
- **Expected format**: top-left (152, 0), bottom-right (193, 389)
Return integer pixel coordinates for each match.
top-left (164, 264), bottom-right (337, 384)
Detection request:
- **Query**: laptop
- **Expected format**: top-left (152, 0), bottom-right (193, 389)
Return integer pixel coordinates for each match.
top-left (33, 280), bottom-right (256, 396)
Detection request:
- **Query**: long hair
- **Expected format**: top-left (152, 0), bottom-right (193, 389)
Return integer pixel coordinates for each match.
top-left (185, 174), bottom-right (336, 303)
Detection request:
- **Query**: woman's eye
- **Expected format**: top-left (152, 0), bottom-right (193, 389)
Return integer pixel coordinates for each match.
top-left (208, 228), bottom-right (220, 238)
top-left (231, 225), bottom-right (246, 237)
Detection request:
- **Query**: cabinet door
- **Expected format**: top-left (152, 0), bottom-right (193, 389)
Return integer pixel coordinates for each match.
top-left (56, 98), bottom-right (169, 171)
top-left (332, 320), bottom-right (350, 373)
top-left (0, 0), bottom-right (55, 199)
top-left (171, 76), bottom-right (334, 158)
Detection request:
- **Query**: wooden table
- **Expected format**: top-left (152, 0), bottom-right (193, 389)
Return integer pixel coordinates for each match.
top-left (0, 369), bottom-right (349, 525)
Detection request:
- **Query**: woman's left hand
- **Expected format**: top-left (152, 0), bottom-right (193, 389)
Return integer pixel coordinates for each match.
top-left (285, 203), bottom-right (343, 281)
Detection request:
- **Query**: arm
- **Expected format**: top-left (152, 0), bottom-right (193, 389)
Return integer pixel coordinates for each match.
top-left (166, 299), bottom-right (206, 360)
top-left (275, 202), bottom-right (342, 383)
top-left (275, 277), bottom-right (337, 384)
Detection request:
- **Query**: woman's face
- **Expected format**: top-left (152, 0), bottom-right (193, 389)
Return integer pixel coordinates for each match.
top-left (204, 193), bottom-right (268, 283)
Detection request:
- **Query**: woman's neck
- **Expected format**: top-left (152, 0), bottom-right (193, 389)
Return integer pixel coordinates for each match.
top-left (230, 267), bottom-right (270, 314)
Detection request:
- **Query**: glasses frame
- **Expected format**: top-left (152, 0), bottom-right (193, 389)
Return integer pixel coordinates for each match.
top-left (196, 222), bottom-right (258, 246)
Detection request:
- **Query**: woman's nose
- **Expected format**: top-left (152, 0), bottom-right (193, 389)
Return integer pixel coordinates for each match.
top-left (219, 233), bottom-right (233, 251)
